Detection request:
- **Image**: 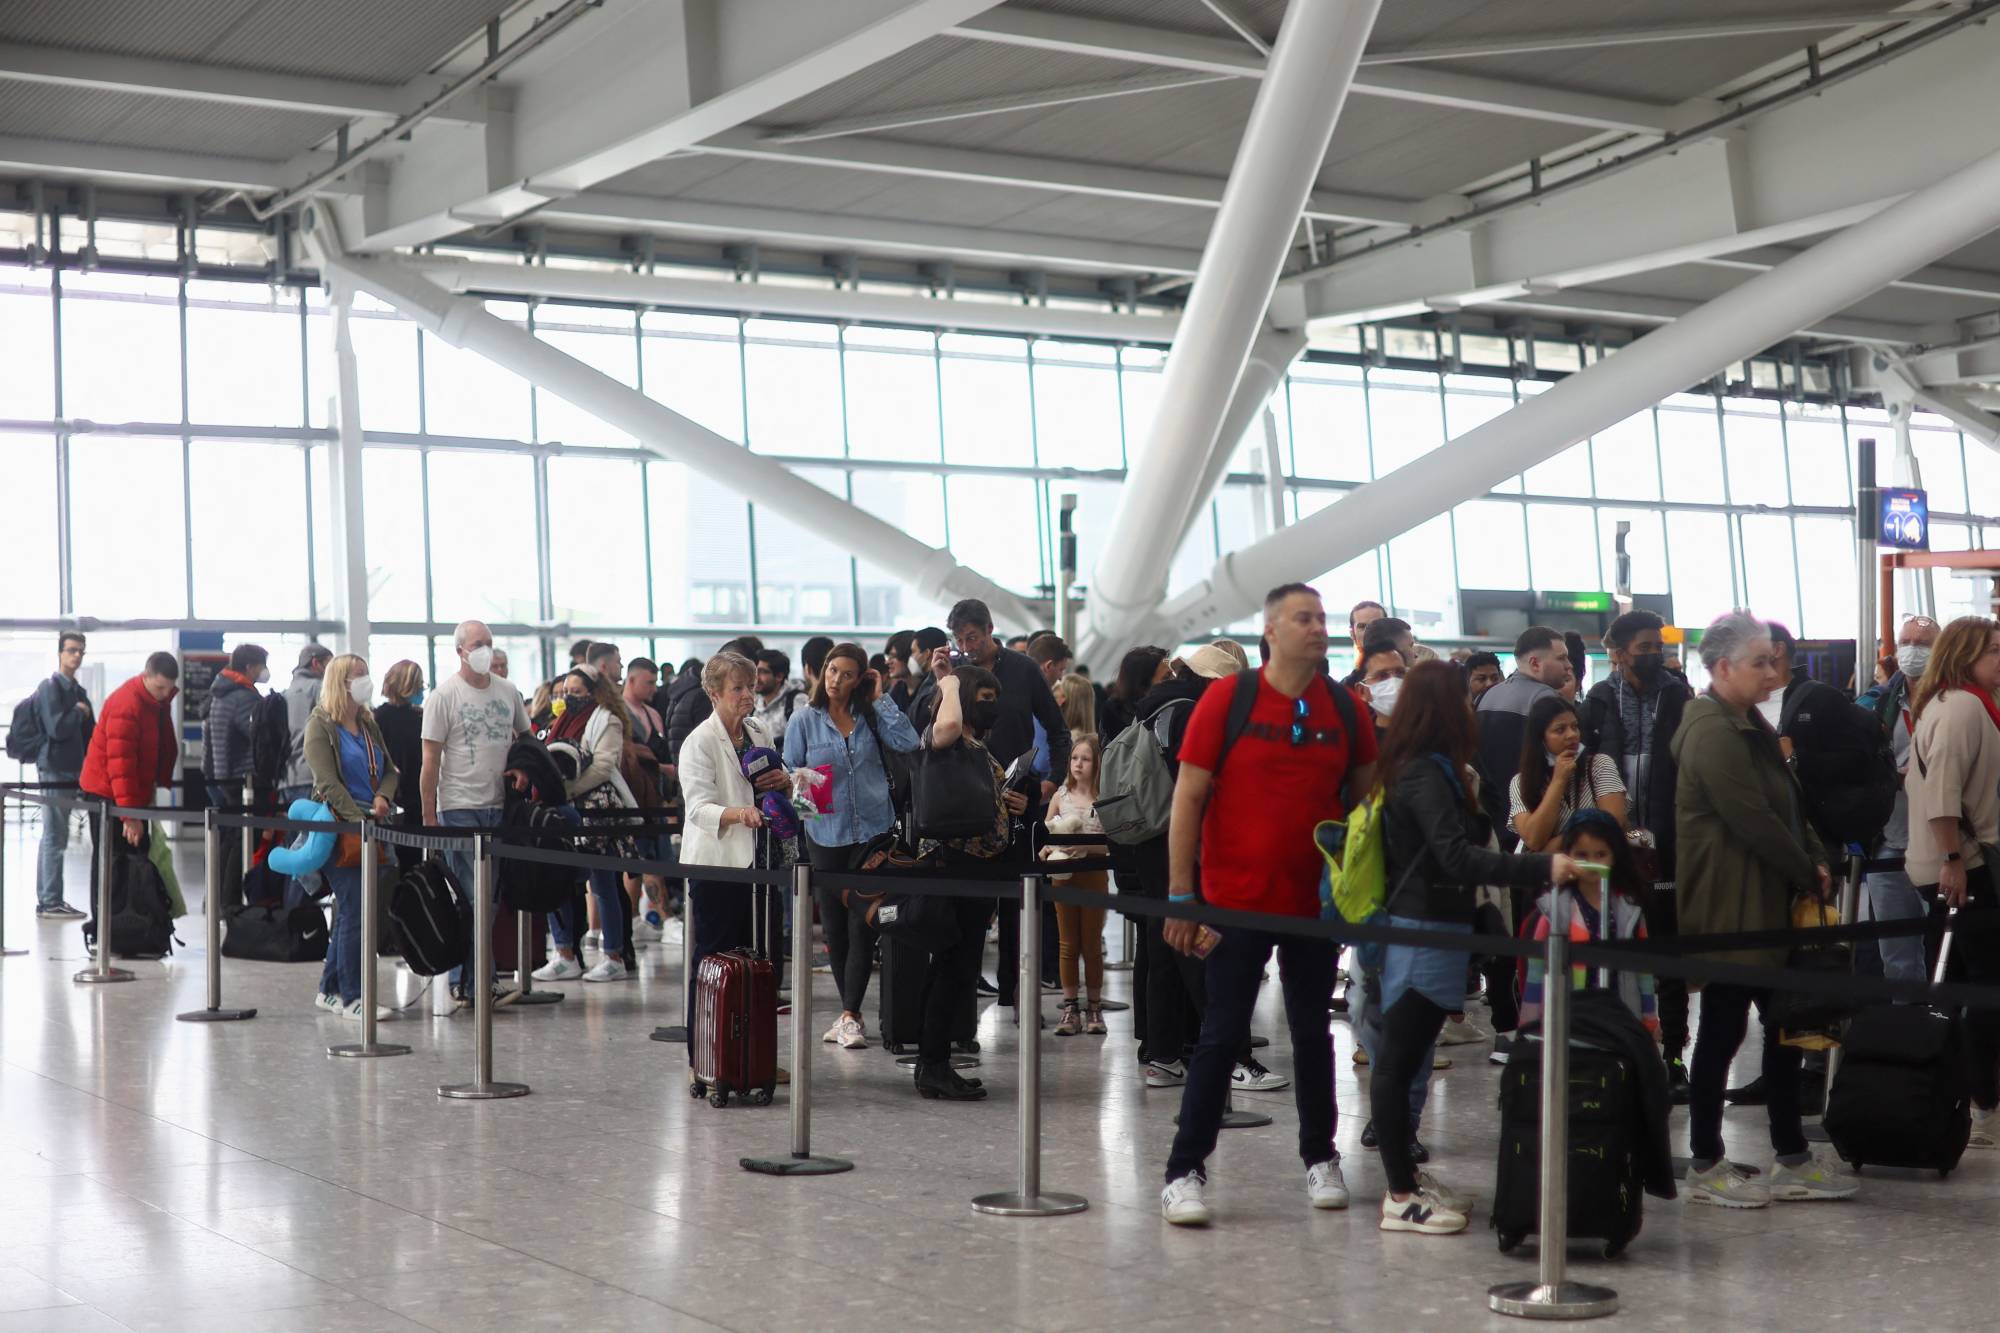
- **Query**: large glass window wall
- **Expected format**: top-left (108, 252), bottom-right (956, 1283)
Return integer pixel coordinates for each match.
top-left (3, 244), bottom-right (1997, 709)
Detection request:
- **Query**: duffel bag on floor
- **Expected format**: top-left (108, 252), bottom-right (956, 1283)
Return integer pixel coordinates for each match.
top-left (222, 902), bottom-right (330, 963)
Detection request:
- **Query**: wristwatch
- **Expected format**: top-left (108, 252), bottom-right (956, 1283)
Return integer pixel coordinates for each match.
top-left (1946, 850), bottom-right (1964, 863)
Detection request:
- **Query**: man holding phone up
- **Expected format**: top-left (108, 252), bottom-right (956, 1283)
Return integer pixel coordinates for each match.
top-left (1159, 583), bottom-right (1377, 1226)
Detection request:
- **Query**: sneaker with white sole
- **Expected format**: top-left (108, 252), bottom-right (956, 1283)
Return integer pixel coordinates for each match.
top-left (630, 918), bottom-right (663, 944)
top-left (582, 958), bottom-right (628, 983)
top-left (1145, 1060), bottom-right (1186, 1088)
top-left (1379, 1188), bottom-right (1468, 1235)
top-left (1415, 1170), bottom-right (1473, 1215)
top-left (1305, 1158), bottom-right (1349, 1210)
top-left (839, 1016), bottom-right (869, 1049)
top-left (313, 992), bottom-right (343, 1014)
top-left (1769, 1155), bottom-right (1859, 1202)
top-left (1488, 1034), bottom-right (1513, 1066)
top-left (340, 1000), bottom-right (394, 1022)
top-left (823, 1017), bottom-right (846, 1044)
top-left (1436, 1016), bottom-right (1486, 1046)
top-left (1233, 1058), bottom-right (1290, 1092)
top-left (1686, 1160), bottom-right (1771, 1209)
top-left (1971, 1106), bottom-right (1998, 1149)
top-left (1161, 1172), bottom-right (1212, 1225)
top-left (36, 902), bottom-right (86, 920)
top-left (532, 956), bottom-right (583, 982)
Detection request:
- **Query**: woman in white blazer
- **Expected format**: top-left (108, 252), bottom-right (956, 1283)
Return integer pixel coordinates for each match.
top-left (679, 650), bottom-right (792, 1051)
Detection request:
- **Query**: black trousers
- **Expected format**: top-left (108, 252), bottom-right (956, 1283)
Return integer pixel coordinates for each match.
top-left (1925, 867), bottom-right (2000, 1109)
top-left (807, 840), bottom-right (878, 1016)
top-left (1371, 991), bottom-right (1450, 1195)
top-left (921, 897), bottom-right (997, 1064)
top-left (1644, 884), bottom-right (1689, 1057)
top-left (991, 832), bottom-right (1057, 1004)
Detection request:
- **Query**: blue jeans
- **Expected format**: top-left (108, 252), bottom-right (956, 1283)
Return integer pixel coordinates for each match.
top-left (440, 807), bottom-right (501, 987)
top-left (36, 769), bottom-right (78, 908)
top-left (319, 864), bottom-right (362, 1004)
top-left (550, 867), bottom-right (627, 955)
top-left (1166, 928), bottom-right (1339, 1181)
top-left (1865, 863), bottom-right (1927, 983)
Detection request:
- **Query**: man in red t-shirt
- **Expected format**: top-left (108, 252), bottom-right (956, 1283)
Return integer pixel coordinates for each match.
top-left (1159, 583), bottom-right (1378, 1226)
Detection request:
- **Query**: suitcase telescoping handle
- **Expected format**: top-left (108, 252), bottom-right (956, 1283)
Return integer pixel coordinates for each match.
top-left (1934, 904), bottom-right (1959, 987)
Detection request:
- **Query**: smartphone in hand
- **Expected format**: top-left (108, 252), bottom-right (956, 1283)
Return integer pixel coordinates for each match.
top-left (1192, 926), bottom-right (1222, 959)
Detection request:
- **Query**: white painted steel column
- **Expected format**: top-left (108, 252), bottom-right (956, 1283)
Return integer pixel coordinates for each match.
top-left (1081, 0), bottom-right (1379, 661)
top-left (1150, 140), bottom-right (2000, 642)
top-left (328, 293), bottom-right (370, 664)
top-left (302, 205), bottom-right (1037, 633)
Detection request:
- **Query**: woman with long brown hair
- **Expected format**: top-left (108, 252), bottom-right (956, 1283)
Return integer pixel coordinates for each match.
top-left (1371, 661), bottom-right (1576, 1236)
top-left (1508, 693), bottom-right (1627, 851)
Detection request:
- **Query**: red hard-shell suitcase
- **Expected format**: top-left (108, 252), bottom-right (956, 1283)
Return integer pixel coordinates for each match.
top-left (690, 885), bottom-right (777, 1107)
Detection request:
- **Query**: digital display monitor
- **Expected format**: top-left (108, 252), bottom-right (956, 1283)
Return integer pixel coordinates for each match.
top-left (1879, 488), bottom-right (1929, 551)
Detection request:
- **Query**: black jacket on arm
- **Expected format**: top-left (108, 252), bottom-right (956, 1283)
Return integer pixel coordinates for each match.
top-left (1385, 755), bottom-right (1554, 926)
top-left (1580, 674), bottom-right (1692, 880)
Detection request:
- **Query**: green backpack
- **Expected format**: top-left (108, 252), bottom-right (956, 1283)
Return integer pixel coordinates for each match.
top-left (1315, 790), bottom-right (1387, 929)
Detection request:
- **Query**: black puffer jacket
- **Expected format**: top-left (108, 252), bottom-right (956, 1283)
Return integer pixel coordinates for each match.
top-left (201, 673), bottom-right (259, 781)
top-left (1384, 752), bottom-right (1553, 926)
top-left (665, 668), bottom-right (711, 765)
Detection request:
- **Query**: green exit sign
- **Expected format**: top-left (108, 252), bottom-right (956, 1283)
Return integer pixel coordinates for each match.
top-left (1537, 590), bottom-right (1615, 614)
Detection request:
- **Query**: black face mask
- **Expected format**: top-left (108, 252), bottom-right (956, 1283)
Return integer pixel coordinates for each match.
top-left (966, 699), bottom-right (1000, 734)
top-left (1631, 652), bottom-right (1664, 685)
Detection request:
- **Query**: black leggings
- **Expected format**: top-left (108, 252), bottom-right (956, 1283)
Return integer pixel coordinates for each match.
top-left (1370, 991), bottom-right (1450, 1195)
top-left (807, 840), bottom-right (877, 1016)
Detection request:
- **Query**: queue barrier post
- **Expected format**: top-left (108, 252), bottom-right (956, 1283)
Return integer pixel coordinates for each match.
top-left (74, 800), bottom-right (135, 985)
top-left (330, 821), bottom-right (409, 1058)
top-left (176, 807), bottom-right (257, 1022)
top-left (743, 861), bottom-right (854, 1176)
top-left (0, 788), bottom-right (26, 958)
top-left (1826, 852), bottom-right (1866, 1094)
top-left (240, 778), bottom-right (255, 881)
top-left (1106, 916), bottom-right (1135, 973)
top-left (974, 872), bottom-right (1088, 1217)
top-left (507, 908), bottom-right (563, 1007)
top-left (439, 833), bottom-right (528, 1099)
top-left (1489, 887), bottom-right (1617, 1320)
top-left (653, 852), bottom-right (690, 1043)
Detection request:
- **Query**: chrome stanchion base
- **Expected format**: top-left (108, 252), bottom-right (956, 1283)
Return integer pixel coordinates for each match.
top-left (896, 1053), bottom-right (979, 1070)
top-left (177, 1006), bottom-right (257, 1022)
top-left (0, 948), bottom-right (27, 958)
top-left (1487, 1280), bottom-right (1619, 1320)
top-left (498, 988), bottom-right (564, 1007)
top-left (438, 1081), bottom-right (530, 1100)
top-left (651, 1025), bottom-right (688, 1042)
top-left (74, 967), bottom-right (135, 984)
top-left (741, 1152), bottom-right (855, 1176)
top-left (329, 1041), bottom-right (411, 1058)
top-left (971, 1190), bottom-right (1089, 1217)
top-left (1175, 1108), bottom-right (1273, 1130)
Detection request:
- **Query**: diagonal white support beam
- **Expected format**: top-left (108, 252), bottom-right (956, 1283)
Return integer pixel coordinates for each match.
top-left (0, 42), bottom-right (486, 123)
top-left (0, 134), bottom-right (361, 194)
top-left (694, 127), bottom-right (1420, 228)
top-left (1362, 6), bottom-right (1955, 63)
top-left (1489, 287), bottom-right (1923, 347)
top-left (1199, 0), bottom-right (1270, 56)
top-left (304, 208), bottom-right (1037, 632)
top-left (1081, 0), bottom-right (1379, 665)
top-left (342, 0), bottom-right (1007, 251)
top-left (948, 8), bottom-right (1677, 131)
top-left (536, 191), bottom-right (1204, 275)
top-left (327, 296), bottom-right (371, 664)
top-left (760, 70), bottom-right (1232, 144)
top-left (1148, 137), bottom-right (2000, 646)
top-left (1699, 246), bottom-right (2000, 303)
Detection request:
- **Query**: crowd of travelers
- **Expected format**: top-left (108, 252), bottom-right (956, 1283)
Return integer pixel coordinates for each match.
top-left (16, 580), bottom-right (2000, 1237)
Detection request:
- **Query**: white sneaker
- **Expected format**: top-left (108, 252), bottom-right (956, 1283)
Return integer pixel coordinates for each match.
top-left (1232, 1058), bottom-right (1290, 1092)
top-left (1379, 1188), bottom-right (1468, 1235)
top-left (582, 959), bottom-right (628, 983)
top-left (1686, 1160), bottom-right (1771, 1209)
top-left (1305, 1159), bottom-right (1349, 1210)
top-left (630, 919), bottom-right (663, 943)
top-left (1415, 1170), bottom-right (1473, 1215)
top-left (532, 956), bottom-right (583, 982)
top-left (1436, 1016), bottom-right (1487, 1046)
top-left (1971, 1107), bottom-right (1998, 1149)
top-left (823, 1017), bottom-right (846, 1044)
top-left (1769, 1155), bottom-right (1859, 1202)
top-left (582, 929), bottom-right (602, 949)
top-left (1161, 1172), bottom-right (1212, 1226)
top-left (1144, 1060), bottom-right (1186, 1088)
top-left (340, 1000), bottom-right (394, 1022)
top-left (313, 992), bottom-right (342, 1013)
top-left (839, 1016), bottom-right (869, 1050)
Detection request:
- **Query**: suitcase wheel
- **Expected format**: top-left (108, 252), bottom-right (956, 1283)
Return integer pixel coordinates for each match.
top-left (1602, 1241), bottom-right (1624, 1261)
top-left (750, 1087), bottom-right (774, 1106)
top-left (1496, 1231), bottom-right (1523, 1254)
top-left (710, 1089), bottom-right (730, 1108)
top-left (1938, 1168), bottom-right (1952, 1180)
top-left (689, 1080), bottom-right (707, 1100)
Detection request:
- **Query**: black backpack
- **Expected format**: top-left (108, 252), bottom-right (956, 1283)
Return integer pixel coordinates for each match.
top-left (497, 801), bottom-right (580, 913)
top-left (249, 690), bottom-right (292, 790)
top-left (6, 693), bottom-right (45, 762)
top-left (1214, 668), bottom-right (1361, 774)
top-left (389, 858), bottom-right (468, 977)
top-left (83, 842), bottom-right (176, 959)
top-left (222, 901), bottom-right (330, 963)
top-left (1780, 679), bottom-right (1898, 850)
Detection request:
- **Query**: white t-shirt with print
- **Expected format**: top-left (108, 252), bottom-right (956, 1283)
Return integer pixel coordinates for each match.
top-left (421, 672), bottom-right (531, 812)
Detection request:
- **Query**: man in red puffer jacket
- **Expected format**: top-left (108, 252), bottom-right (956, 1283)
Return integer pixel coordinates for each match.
top-left (80, 651), bottom-right (181, 852)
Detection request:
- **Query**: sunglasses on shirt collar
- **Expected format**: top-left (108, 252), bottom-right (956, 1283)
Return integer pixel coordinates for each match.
top-left (1290, 695), bottom-right (1340, 747)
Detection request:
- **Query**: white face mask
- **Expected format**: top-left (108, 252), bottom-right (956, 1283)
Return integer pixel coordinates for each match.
top-left (1896, 645), bottom-right (1932, 680)
top-left (347, 676), bottom-right (373, 706)
top-left (254, 666), bottom-right (271, 685)
top-left (1368, 676), bottom-right (1401, 717)
top-left (464, 646), bottom-right (494, 676)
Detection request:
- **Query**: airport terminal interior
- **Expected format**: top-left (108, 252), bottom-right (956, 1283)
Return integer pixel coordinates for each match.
top-left (6, 0), bottom-right (2000, 1328)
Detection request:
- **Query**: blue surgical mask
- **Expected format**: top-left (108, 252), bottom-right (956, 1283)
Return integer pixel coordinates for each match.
top-left (410, 690), bottom-right (425, 708)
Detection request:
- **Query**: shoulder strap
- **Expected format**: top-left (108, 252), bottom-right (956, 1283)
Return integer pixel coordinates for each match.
top-left (1212, 669), bottom-right (1261, 776)
top-left (857, 702), bottom-right (904, 809)
top-left (1321, 673), bottom-right (1359, 752)
top-left (1778, 679), bottom-right (1806, 737)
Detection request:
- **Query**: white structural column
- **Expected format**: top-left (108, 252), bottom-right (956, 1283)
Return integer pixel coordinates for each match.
top-left (1081, 0), bottom-right (1378, 665)
top-left (1148, 139), bottom-right (2000, 644)
top-left (328, 296), bottom-right (371, 664)
top-left (304, 210), bottom-right (1034, 632)
top-left (1168, 328), bottom-right (1308, 552)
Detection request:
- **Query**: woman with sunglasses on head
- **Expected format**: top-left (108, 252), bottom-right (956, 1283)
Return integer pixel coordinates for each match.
top-left (1371, 661), bottom-right (1579, 1236)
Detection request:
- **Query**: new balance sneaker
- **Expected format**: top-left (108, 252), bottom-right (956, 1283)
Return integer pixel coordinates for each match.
top-left (582, 958), bottom-right (628, 983)
top-left (313, 992), bottom-right (343, 1014)
top-left (1305, 1158), bottom-right (1349, 1210)
top-left (822, 1017), bottom-right (846, 1044)
top-left (1415, 1170), bottom-right (1473, 1215)
top-left (1686, 1160), bottom-right (1772, 1209)
top-left (1436, 1016), bottom-right (1486, 1046)
top-left (1233, 1058), bottom-right (1289, 1092)
top-left (1379, 1188), bottom-right (1468, 1235)
top-left (1161, 1172), bottom-right (1212, 1226)
top-left (1770, 1155), bottom-right (1859, 1202)
top-left (1970, 1106), bottom-right (1998, 1149)
top-left (839, 1016), bottom-right (868, 1050)
top-left (532, 956), bottom-right (583, 982)
top-left (1144, 1060), bottom-right (1186, 1088)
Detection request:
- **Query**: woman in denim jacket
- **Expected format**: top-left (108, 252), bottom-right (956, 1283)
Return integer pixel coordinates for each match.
top-left (782, 640), bottom-right (922, 1049)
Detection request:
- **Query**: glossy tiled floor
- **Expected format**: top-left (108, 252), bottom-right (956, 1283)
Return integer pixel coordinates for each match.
top-left (0, 811), bottom-right (1990, 1331)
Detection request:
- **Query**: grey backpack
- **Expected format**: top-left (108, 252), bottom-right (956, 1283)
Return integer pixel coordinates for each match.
top-left (1095, 699), bottom-right (1192, 845)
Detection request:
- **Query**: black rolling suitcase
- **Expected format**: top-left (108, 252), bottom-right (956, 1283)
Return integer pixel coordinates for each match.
top-left (1822, 907), bottom-right (1970, 1176)
top-left (1492, 1037), bottom-right (1645, 1258)
top-left (878, 934), bottom-right (979, 1054)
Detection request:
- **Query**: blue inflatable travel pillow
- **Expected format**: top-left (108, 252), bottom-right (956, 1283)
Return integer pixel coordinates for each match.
top-left (267, 798), bottom-right (337, 877)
